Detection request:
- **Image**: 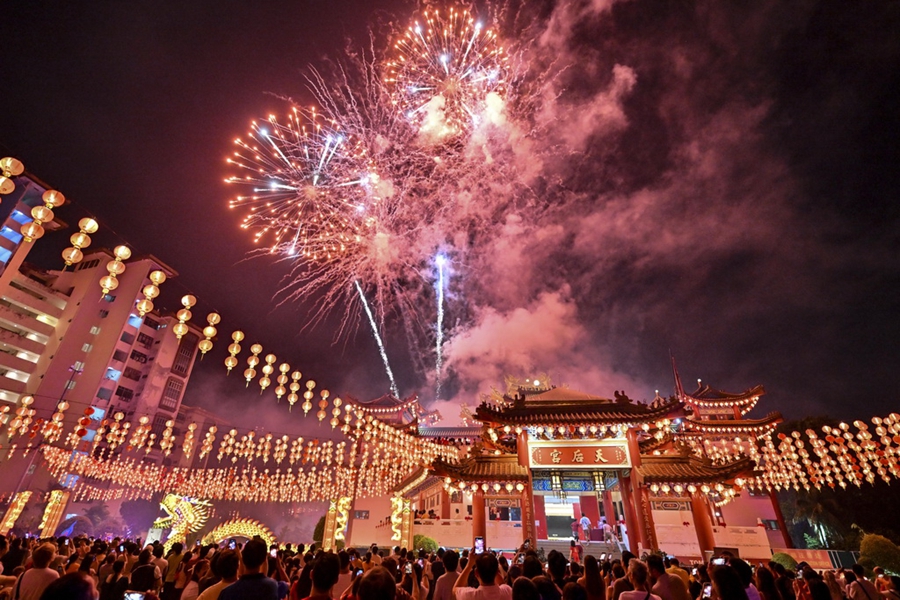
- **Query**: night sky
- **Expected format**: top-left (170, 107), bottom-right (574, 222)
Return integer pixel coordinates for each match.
top-left (1, 0), bottom-right (899, 434)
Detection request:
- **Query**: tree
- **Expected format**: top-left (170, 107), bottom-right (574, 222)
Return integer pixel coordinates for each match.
top-left (770, 552), bottom-right (798, 571)
top-left (313, 515), bottom-right (326, 545)
top-left (859, 534), bottom-right (900, 575)
top-left (413, 535), bottom-right (438, 553)
top-left (120, 499), bottom-right (159, 537)
top-left (83, 503), bottom-right (111, 527)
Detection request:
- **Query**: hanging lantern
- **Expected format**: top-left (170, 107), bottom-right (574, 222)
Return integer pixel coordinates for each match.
top-left (244, 343), bottom-right (262, 386)
top-left (173, 294), bottom-right (196, 339)
top-left (226, 330), bottom-right (244, 374)
top-left (330, 396), bottom-right (342, 429)
top-left (198, 312), bottom-right (221, 356)
top-left (0, 157), bottom-right (24, 195)
top-left (259, 354), bottom-right (276, 394)
top-left (136, 270), bottom-right (166, 317)
top-left (274, 363), bottom-right (290, 402)
top-left (288, 371), bottom-right (302, 411)
top-left (100, 245), bottom-right (131, 295)
top-left (62, 217), bottom-right (99, 267)
top-left (302, 380), bottom-right (316, 415)
top-left (317, 389), bottom-right (330, 422)
top-left (22, 189), bottom-right (65, 242)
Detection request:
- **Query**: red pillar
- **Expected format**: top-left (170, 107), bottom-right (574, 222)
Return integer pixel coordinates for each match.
top-left (580, 495), bottom-right (601, 539)
top-left (521, 485), bottom-right (537, 544)
top-left (533, 494), bottom-right (549, 540)
top-left (619, 474), bottom-right (642, 554)
top-left (769, 490), bottom-right (793, 548)
top-left (602, 490), bottom-right (616, 525)
top-left (690, 492), bottom-right (716, 557)
top-left (441, 489), bottom-right (451, 520)
top-left (473, 489), bottom-right (487, 543)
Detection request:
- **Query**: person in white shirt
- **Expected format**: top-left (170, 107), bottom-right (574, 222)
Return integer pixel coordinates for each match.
top-left (11, 543), bottom-right (59, 600)
top-left (432, 550), bottom-right (459, 600)
top-left (619, 559), bottom-right (662, 600)
top-left (334, 551), bottom-right (354, 599)
top-left (452, 551), bottom-right (511, 600)
top-left (847, 564), bottom-right (880, 600)
top-left (579, 514), bottom-right (592, 545)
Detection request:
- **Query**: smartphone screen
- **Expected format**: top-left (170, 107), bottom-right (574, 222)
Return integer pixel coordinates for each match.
top-left (712, 558), bottom-right (726, 566)
top-left (474, 537), bottom-right (485, 555)
top-left (702, 583), bottom-right (712, 599)
top-left (270, 549), bottom-right (277, 557)
top-left (405, 563), bottom-right (413, 574)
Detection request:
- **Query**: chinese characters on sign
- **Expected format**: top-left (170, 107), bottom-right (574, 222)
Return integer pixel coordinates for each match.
top-left (529, 443), bottom-right (630, 468)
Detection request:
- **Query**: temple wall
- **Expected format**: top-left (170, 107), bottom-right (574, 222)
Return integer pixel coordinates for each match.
top-left (718, 492), bottom-right (784, 550)
top-left (651, 497), bottom-right (703, 559)
top-left (347, 496), bottom-right (394, 548)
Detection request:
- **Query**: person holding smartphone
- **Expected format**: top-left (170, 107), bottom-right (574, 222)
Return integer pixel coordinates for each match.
top-left (452, 545), bottom-right (511, 600)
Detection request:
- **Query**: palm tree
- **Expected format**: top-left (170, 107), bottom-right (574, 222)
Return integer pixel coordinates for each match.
top-left (83, 503), bottom-right (111, 527)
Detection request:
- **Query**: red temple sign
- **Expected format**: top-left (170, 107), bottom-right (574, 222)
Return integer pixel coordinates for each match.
top-left (528, 441), bottom-right (630, 468)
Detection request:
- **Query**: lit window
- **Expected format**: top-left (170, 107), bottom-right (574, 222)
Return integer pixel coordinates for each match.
top-left (9, 210), bottom-right (31, 226)
top-left (89, 326), bottom-right (101, 335)
top-left (81, 343), bottom-right (93, 353)
top-left (0, 247), bottom-right (11, 264)
top-left (0, 226), bottom-right (23, 244)
top-left (105, 368), bottom-right (121, 381)
top-left (127, 314), bottom-right (142, 329)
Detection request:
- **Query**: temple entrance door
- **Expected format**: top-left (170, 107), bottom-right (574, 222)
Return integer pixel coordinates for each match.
top-left (543, 494), bottom-right (579, 539)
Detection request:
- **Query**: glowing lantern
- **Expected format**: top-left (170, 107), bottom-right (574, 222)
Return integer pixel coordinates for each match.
top-left (302, 380), bottom-right (316, 415)
top-left (244, 343), bottom-right (262, 386)
top-left (259, 354), bottom-right (276, 393)
top-left (100, 245), bottom-right (131, 295)
top-left (275, 363), bottom-right (290, 402)
top-left (22, 189), bottom-right (65, 242)
top-left (199, 312), bottom-right (221, 356)
top-left (288, 371), bottom-right (302, 411)
top-left (226, 330), bottom-right (244, 373)
top-left (0, 157), bottom-right (24, 195)
top-left (62, 217), bottom-right (99, 267)
top-left (173, 294), bottom-right (196, 339)
top-left (317, 389), bottom-right (330, 422)
top-left (136, 269), bottom-right (166, 317)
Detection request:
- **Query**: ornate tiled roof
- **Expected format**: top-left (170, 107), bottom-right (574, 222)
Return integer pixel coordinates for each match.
top-left (637, 454), bottom-right (758, 484)
top-left (417, 427), bottom-right (483, 440)
top-left (476, 395), bottom-right (683, 426)
top-left (685, 384), bottom-right (765, 404)
top-left (683, 412), bottom-right (782, 434)
top-left (431, 453), bottom-right (529, 482)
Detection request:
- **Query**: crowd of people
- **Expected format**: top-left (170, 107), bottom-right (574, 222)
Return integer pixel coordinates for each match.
top-left (0, 532), bottom-right (898, 600)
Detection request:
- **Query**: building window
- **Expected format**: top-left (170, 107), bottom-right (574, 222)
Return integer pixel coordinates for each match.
top-left (761, 519), bottom-right (780, 531)
top-left (105, 368), bottom-right (121, 381)
top-left (143, 316), bottom-right (161, 331)
top-left (136, 332), bottom-right (154, 348)
top-left (130, 350), bottom-right (148, 364)
top-left (171, 333), bottom-right (198, 377)
top-left (89, 326), bottom-right (101, 335)
top-left (112, 349), bottom-right (127, 363)
top-left (81, 343), bottom-right (93, 353)
top-left (122, 366), bottom-right (142, 381)
top-left (115, 386), bottom-right (134, 401)
top-left (96, 388), bottom-right (113, 401)
top-left (120, 332), bottom-right (135, 345)
top-left (98, 310), bottom-right (109, 319)
top-left (127, 314), bottom-right (143, 329)
top-left (159, 377), bottom-right (183, 411)
top-left (151, 415), bottom-right (169, 439)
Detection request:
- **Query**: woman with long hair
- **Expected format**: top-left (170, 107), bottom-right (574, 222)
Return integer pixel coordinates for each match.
top-left (755, 565), bottom-right (783, 600)
top-left (618, 560), bottom-right (660, 600)
top-left (577, 555), bottom-right (605, 600)
top-left (710, 565), bottom-right (749, 600)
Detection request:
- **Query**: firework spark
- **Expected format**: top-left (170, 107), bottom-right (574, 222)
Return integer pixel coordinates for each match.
top-left (385, 6), bottom-right (509, 140)
top-left (356, 279), bottom-right (399, 397)
top-left (434, 254), bottom-right (447, 399)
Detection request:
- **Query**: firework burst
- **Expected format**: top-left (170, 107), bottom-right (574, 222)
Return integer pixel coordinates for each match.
top-left (385, 6), bottom-right (510, 141)
top-left (226, 107), bottom-right (378, 261)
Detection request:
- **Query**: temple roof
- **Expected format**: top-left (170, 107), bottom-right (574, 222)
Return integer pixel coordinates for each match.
top-left (683, 411), bottom-right (782, 435)
top-left (685, 384), bottom-right (765, 403)
top-left (476, 395), bottom-right (683, 426)
top-left (637, 454), bottom-right (758, 484)
top-left (418, 427), bottom-right (483, 440)
top-left (352, 393), bottom-right (417, 408)
top-left (431, 453), bottom-right (530, 483)
top-left (526, 387), bottom-right (610, 402)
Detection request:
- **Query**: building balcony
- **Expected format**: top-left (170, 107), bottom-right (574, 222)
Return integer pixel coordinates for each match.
top-left (0, 374), bottom-right (27, 395)
top-left (0, 304), bottom-right (55, 338)
top-left (0, 326), bottom-right (45, 356)
top-left (3, 284), bottom-right (64, 320)
top-left (0, 351), bottom-right (37, 378)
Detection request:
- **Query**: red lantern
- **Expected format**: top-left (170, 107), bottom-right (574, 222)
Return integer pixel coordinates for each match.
top-left (76, 428), bottom-right (88, 437)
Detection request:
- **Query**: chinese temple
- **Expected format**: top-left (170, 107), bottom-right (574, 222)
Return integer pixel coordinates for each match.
top-left (346, 376), bottom-right (793, 561)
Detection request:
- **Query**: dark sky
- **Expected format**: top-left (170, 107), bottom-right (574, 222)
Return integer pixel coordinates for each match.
top-left (1, 0), bottom-right (899, 434)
